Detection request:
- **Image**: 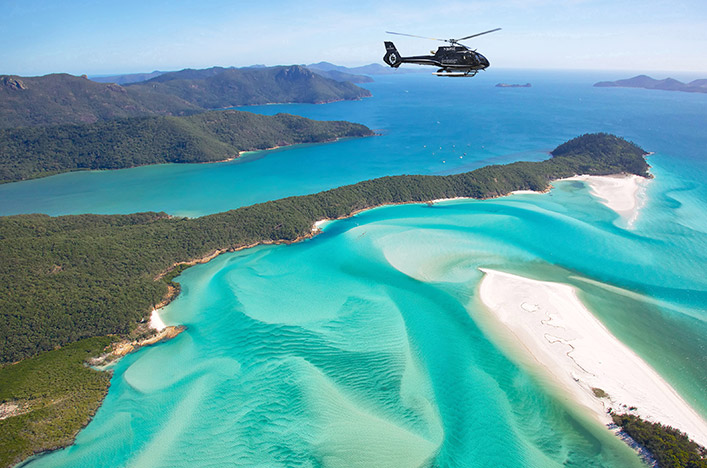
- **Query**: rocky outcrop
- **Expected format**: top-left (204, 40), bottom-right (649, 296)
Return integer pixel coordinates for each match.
top-left (1, 77), bottom-right (27, 90)
top-left (88, 325), bottom-right (186, 367)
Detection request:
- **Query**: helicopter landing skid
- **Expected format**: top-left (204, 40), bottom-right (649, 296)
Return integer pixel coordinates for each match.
top-left (433, 69), bottom-right (478, 77)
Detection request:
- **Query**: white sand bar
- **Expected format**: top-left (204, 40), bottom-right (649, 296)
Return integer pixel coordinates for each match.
top-left (562, 174), bottom-right (648, 226)
top-left (478, 268), bottom-right (707, 446)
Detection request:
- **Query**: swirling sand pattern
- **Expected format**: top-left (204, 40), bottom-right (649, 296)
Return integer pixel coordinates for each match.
top-left (33, 171), bottom-right (707, 466)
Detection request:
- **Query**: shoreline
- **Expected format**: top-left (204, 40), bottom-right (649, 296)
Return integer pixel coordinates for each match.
top-left (147, 170), bottom-right (653, 356)
top-left (231, 94), bottom-right (372, 109)
top-left (477, 268), bottom-right (707, 448)
top-left (3, 134), bottom-right (376, 187)
top-left (558, 173), bottom-right (650, 227)
top-left (510, 173), bottom-right (650, 227)
top-left (42, 170), bottom-right (651, 463)
top-left (184, 133), bottom-right (378, 178)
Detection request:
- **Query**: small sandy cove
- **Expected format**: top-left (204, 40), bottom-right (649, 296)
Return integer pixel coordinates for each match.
top-left (478, 268), bottom-right (707, 447)
top-left (149, 309), bottom-right (167, 331)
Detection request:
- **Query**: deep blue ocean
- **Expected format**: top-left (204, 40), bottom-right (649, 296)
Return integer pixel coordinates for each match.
top-left (9, 70), bottom-right (707, 467)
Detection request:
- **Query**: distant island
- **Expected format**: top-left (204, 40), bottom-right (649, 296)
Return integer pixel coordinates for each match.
top-left (89, 62), bottom-right (420, 88)
top-left (125, 65), bottom-right (370, 108)
top-left (594, 75), bottom-right (707, 94)
top-left (496, 83), bottom-right (531, 88)
top-left (0, 65), bottom-right (371, 128)
top-left (305, 62), bottom-right (374, 83)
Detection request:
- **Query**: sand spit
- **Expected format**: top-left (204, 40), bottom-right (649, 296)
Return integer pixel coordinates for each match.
top-left (478, 268), bottom-right (707, 447)
top-left (509, 174), bottom-right (649, 227)
top-left (562, 174), bottom-right (649, 226)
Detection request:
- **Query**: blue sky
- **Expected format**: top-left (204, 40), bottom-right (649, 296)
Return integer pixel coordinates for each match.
top-left (2, 0), bottom-right (706, 76)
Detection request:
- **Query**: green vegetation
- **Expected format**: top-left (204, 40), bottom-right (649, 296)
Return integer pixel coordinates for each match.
top-left (0, 74), bottom-right (199, 128)
top-left (612, 413), bottom-right (707, 468)
top-left (551, 132), bottom-right (650, 176)
top-left (0, 110), bottom-right (373, 183)
top-left (0, 66), bottom-right (371, 129)
top-left (0, 133), bottom-right (649, 466)
top-left (0, 336), bottom-right (114, 468)
top-left (0, 132), bottom-right (648, 363)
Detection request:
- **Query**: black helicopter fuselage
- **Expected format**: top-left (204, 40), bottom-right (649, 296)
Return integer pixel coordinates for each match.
top-left (384, 41), bottom-right (491, 76)
top-left (407, 45), bottom-right (489, 69)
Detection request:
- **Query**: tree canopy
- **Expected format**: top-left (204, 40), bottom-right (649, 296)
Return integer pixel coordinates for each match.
top-left (0, 110), bottom-right (373, 183)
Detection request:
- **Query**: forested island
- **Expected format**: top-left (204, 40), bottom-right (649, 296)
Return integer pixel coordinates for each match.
top-left (594, 75), bottom-right (707, 94)
top-left (0, 110), bottom-right (373, 183)
top-left (495, 83), bottom-right (531, 88)
top-left (0, 133), bottom-right (665, 466)
top-left (0, 65), bottom-right (371, 128)
top-left (125, 65), bottom-right (370, 108)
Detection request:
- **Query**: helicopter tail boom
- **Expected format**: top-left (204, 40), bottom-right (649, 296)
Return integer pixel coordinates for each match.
top-left (383, 42), bottom-right (402, 68)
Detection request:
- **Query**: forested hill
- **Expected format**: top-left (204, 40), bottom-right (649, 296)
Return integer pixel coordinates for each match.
top-left (0, 66), bottom-right (372, 128)
top-left (550, 132), bottom-right (649, 175)
top-left (0, 133), bottom-right (648, 363)
top-left (0, 74), bottom-right (200, 128)
top-left (127, 65), bottom-right (371, 108)
top-left (0, 110), bottom-right (374, 183)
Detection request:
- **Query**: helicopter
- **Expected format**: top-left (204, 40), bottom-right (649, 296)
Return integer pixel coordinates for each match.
top-left (383, 28), bottom-right (501, 77)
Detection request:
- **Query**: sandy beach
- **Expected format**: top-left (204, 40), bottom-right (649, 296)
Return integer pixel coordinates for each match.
top-left (478, 268), bottom-right (707, 447)
top-left (511, 174), bottom-right (649, 227)
top-left (312, 219), bottom-right (330, 232)
top-left (509, 190), bottom-right (540, 195)
top-left (562, 174), bottom-right (649, 226)
top-left (149, 309), bottom-right (166, 331)
top-left (429, 196), bottom-right (468, 204)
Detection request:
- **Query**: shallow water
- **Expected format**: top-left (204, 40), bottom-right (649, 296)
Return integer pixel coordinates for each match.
top-left (14, 71), bottom-right (707, 467)
top-left (26, 175), bottom-right (707, 467)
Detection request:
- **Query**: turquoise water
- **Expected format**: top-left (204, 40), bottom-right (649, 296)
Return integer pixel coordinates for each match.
top-left (13, 71), bottom-right (707, 467)
top-left (3, 70), bottom-right (706, 217)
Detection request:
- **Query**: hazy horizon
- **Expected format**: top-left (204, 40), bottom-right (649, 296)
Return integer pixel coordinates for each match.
top-left (10, 65), bottom-right (707, 83)
top-left (2, 0), bottom-right (706, 77)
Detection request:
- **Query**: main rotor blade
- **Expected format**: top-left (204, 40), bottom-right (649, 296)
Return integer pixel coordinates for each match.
top-left (385, 31), bottom-right (447, 42)
top-left (456, 28), bottom-right (501, 41)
